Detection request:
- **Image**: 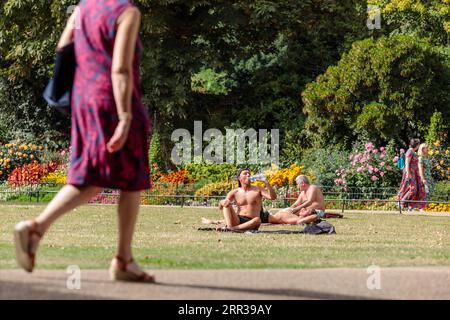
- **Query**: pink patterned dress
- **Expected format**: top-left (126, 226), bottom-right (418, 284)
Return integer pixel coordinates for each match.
top-left (397, 149), bottom-right (426, 209)
top-left (68, 0), bottom-right (151, 191)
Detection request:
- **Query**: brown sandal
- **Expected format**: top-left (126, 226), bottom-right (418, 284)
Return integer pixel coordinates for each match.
top-left (14, 220), bottom-right (42, 272)
top-left (109, 256), bottom-right (155, 283)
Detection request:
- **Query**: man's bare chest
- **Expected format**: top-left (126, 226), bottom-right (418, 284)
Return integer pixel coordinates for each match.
top-left (235, 190), bottom-right (261, 206)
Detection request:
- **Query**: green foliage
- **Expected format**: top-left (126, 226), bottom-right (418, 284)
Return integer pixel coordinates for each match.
top-left (300, 148), bottom-right (351, 187)
top-left (426, 112), bottom-right (449, 145)
top-left (149, 131), bottom-right (166, 171)
top-left (1, 0), bottom-right (367, 168)
top-left (194, 181), bottom-right (236, 197)
top-left (368, 0), bottom-right (450, 46)
top-left (191, 68), bottom-right (234, 95)
top-left (434, 181), bottom-right (450, 197)
top-left (302, 35), bottom-right (450, 149)
top-left (184, 162), bottom-right (237, 186)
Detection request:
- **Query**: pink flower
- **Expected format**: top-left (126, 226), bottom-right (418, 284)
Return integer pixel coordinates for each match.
top-left (368, 165), bottom-right (374, 174)
top-left (393, 156), bottom-right (399, 163)
top-left (374, 168), bottom-right (379, 173)
top-left (380, 147), bottom-right (385, 152)
top-left (365, 143), bottom-right (375, 152)
top-left (373, 149), bottom-right (379, 154)
top-left (400, 149), bottom-right (405, 154)
top-left (60, 150), bottom-right (66, 156)
top-left (371, 176), bottom-right (379, 182)
top-left (380, 171), bottom-right (385, 177)
top-left (340, 168), bottom-right (346, 174)
top-left (380, 162), bottom-right (385, 167)
top-left (380, 154), bottom-right (385, 159)
top-left (357, 167), bottom-right (364, 172)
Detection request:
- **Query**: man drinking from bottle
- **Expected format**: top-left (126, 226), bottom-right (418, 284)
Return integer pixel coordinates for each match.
top-left (205, 168), bottom-right (277, 231)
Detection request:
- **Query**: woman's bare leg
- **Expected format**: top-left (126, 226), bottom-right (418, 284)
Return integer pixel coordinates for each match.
top-left (113, 190), bottom-right (151, 277)
top-left (25, 185), bottom-right (103, 255)
top-left (116, 191), bottom-right (141, 261)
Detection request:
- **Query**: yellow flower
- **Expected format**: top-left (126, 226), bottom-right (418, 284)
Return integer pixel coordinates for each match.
top-left (440, 160), bottom-right (445, 165)
top-left (0, 171), bottom-right (2, 175)
top-left (437, 165), bottom-right (441, 170)
top-left (435, 150), bottom-right (440, 155)
top-left (434, 141), bottom-right (441, 147)
top-left (429, 150), bottom-right (434, 156)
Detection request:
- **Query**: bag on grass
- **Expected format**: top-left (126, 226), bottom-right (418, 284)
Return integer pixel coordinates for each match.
top-left (301, 220), bottom-right (336, 235)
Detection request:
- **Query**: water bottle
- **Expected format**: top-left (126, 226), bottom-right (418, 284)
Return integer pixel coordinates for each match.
top-left (249, 173), bottom-right (266, 182)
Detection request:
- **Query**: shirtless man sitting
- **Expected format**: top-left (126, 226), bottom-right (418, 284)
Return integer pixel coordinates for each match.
top-left (203, 168), bottom-right (277, 231)
top-left (270, 175), bottom-right (326, 225)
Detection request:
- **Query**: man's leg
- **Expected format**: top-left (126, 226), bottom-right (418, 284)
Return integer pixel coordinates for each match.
top-left (229, 217), bottom-right (261, 231)
top-left (201, 217), bottom-right (225, 225)
top-left (222, 205), bottom-right (240, 227)
top-left (221, 206), bottom-right (261, 230)
top-left (270, 210), bottom-right (302, 225)
top-left (297, 214), bottom-right (318, 225)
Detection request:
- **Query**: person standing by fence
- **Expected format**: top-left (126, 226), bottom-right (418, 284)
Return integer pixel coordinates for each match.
top-left (397, 139), bottom-right (427, 211)
top-left (418, 143), bottom-right (435, 205)
top-left (13, 0), bottom-right (154, 282)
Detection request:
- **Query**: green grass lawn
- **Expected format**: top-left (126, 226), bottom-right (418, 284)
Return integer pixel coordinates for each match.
top-left (0, 205), bottom-right (449, 270)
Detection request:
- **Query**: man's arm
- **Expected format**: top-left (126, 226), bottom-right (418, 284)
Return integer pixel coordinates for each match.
top-left (259, 180), bottom-right (277, 200)
top-left (290, 194), bottom-right (303, 208)
top-left (291, 188), bottom-right (317, 214)
top-left (219, 189), bottom-right (237, 209)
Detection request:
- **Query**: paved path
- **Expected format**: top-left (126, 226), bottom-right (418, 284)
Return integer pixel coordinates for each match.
top-left (1, 268), bottom-right (449, 300)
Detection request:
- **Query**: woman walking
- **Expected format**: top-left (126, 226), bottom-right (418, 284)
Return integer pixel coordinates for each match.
top-left (397, 139), bottom-right (427, 211)
top-left (13, 0), bottom-right (154, 282)
top-left (418, 143), bottom-right (435, 204)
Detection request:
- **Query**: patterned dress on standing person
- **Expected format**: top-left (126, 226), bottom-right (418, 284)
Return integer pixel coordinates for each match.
top-left (67, 0), bottom-right (151, 191)
top-left (397, 149), bottom-right (427, 209)
top-left (419, 156), bottom-right (435, 200)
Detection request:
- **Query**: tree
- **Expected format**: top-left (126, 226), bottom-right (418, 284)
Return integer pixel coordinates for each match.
top-left (0, 0), bottom-right (367, 165)
top-left (302, 35), bottom-right (450, 149)
top-left (368, 0), bottom-right (450, 46)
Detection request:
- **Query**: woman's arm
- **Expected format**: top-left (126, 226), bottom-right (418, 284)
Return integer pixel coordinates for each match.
top-left (405, 149), bottom-right (412, 178)
top-left (418, 157), bottom-right (426, 185)
top-left (56, 6), bottom-right (78, 50)
top-left (107, 7), bottom-right (141, 153)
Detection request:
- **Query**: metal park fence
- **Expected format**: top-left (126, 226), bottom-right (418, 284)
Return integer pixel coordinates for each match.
top-left (0, 182), bottom-right (449, 213)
